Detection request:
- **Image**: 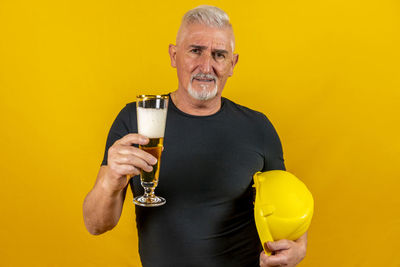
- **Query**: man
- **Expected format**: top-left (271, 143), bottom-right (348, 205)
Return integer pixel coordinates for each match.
top-left (83, 5), bottom-right (307, 267)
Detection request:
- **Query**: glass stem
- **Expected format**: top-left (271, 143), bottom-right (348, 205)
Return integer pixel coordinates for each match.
top-left (143, 187), bottom-right (155, 198)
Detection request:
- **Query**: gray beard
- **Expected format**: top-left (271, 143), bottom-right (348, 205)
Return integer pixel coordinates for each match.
top-left (187, 82), bottom-right (218, 101)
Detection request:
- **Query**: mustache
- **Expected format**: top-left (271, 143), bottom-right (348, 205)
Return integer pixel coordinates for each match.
top-left (191, 73), bottom-right (217, 82)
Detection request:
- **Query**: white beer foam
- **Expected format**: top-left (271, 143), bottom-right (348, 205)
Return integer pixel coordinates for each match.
top-left (137, 107), bottom-right (167, 138)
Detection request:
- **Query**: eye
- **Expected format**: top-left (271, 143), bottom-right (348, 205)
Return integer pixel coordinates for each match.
top-left (214, 52), bottom-right (226, 60)
top-left (190, 48), bottom-right (201, 54)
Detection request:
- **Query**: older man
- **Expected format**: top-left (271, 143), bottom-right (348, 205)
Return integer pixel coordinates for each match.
top-left (83, 5), bottom-right (307, 267)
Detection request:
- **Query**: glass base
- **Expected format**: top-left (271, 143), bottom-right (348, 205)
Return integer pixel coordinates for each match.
top-left (133, 195), bottom-right (166, 207)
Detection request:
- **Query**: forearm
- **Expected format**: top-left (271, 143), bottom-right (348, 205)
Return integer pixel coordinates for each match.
top-left (83, 169), bottom-right (127, 235)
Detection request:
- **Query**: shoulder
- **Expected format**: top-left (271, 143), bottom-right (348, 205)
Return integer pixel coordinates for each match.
top-left (223, 97), bottom-right (281, 142)
top-left (109, 101), bottom-right (137, 133)
top-left (223, 97), bottom-right (272, 125)
top-left (116, 101), bottom-right (136, 119)
top-left (125, 101), bottom-right (136, 113)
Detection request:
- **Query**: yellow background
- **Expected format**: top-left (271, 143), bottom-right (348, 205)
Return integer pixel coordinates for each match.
top-left (1, 0), bottom-right (399, 266)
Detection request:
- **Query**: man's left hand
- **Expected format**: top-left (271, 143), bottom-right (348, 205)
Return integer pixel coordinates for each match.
top-left (259, 232), bottom-right (307, 267)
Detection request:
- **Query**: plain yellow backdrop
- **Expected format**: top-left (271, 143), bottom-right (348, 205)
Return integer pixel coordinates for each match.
top-left (1, 0), bottom-right (399, 266)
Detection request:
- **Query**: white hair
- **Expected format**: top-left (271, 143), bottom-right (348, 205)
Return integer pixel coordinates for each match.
top-left (176, 5), bottom-right (235, 50)
top-left (182, 5), bottom-right (232, 28)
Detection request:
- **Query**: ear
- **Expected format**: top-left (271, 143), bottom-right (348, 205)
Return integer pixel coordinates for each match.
top-left (169, 44), bottom-right (177, 68)
top-left (229, 53), bottom-right (239, 77)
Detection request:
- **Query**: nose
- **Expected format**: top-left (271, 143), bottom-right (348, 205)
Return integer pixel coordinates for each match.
top-left (198, 53), bottom-right (213, 74)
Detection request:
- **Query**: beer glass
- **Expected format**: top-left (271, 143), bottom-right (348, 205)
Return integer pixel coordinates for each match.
top-left (133, 95), bottom-right (168, 207)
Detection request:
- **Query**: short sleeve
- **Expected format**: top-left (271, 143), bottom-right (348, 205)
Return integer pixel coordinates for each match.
top-left (101, 104), bottom-right (134, 166)
top-left (261, 114), bottom-right (286, 171)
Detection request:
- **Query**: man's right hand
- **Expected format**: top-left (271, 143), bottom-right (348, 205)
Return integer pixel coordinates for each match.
top-left (83, 133), bottom-right (158, 235)
top-left (103, 133), bottom-right (158, 193)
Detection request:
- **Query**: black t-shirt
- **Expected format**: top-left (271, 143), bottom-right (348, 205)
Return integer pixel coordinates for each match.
top-left (101, 96), bottom-right (285, 267)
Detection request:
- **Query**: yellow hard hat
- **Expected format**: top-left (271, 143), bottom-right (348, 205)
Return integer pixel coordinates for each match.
top-left (253, 170), bottom-right (314, 254)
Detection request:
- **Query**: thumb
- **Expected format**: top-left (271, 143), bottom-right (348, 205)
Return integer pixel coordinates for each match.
top-left (117, 133), bottom-right (149, 146)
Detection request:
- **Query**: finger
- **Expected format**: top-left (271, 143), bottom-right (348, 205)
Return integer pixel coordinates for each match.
top-left (115, 133), bottom-right (149, 146)
top-left (125, 165), bottom-right (140, 176)
top-left (131, 147), bottom-right (158, 165)
top-left (264, 242), bottom-right (272, 254)
top-left (115, 145), bottom-right (158, 166)
top-left (110, 163), bottom-right (140, 177)
top-left (114, 153), bottom-right (154, 172)
top-left (266, 240), bottom-right (292, 252)
top-left (263, 254), bottom-right (287, 266)
top-left (259, 251), bottom-right (268, 266)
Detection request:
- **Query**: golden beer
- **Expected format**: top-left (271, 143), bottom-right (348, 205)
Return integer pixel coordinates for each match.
top-left (139, 137), bottom-right (163, 184)
top-left (134, 94), bottom-right (168, 207)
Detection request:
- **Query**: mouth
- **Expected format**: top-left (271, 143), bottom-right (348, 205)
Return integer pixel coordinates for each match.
top-left (191, 73), bottom-right (217, 84)
top-left (187, 74), bottom-right (219, 100)
top-left (193, 77), bottom-right (215, 82)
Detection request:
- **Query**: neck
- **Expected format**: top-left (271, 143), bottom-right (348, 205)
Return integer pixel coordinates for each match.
top-left (170, 89), bottom-right (222, 116)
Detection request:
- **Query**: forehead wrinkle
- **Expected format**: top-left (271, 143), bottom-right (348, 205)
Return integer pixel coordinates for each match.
top-left (188, 44), bottom-right (208, 49)
top-left (213, 49), bottom-right (228, 54)
top-left (186, 39), bottom-right (231, 52)
top-left (176, 23), bottom-right (235, 52)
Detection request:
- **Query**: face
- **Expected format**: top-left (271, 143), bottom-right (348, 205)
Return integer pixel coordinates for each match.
top-left (169, 23), bottom-right (239, 101)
